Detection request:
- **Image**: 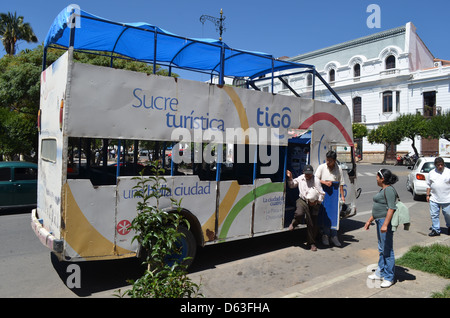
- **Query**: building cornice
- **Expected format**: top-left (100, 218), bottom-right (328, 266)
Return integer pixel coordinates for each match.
top-left (289, 26), bottom-right (406, 62)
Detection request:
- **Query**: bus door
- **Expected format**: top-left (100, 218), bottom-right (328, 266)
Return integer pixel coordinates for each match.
top-left (284, 132), bottom-right (311, 227)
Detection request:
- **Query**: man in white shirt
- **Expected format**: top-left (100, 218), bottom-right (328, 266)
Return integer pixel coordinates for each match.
top-left (426, 157), bottom-right (450, 236)
top-left (287, 165), bottom-right (325, 251)
top-left (315, 150), bottom-right (345, 247)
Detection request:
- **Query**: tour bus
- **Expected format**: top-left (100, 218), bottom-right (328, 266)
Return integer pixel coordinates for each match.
top-left (32, 6), bottom-right (358, 264)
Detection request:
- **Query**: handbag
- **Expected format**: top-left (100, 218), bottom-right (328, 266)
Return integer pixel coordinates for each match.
top-left (383, 186), bottom-right (410, 231)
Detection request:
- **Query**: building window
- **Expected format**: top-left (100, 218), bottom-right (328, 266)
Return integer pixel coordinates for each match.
top-left (329, 69), bottom-right (335, 82)
top-left (306, 74), bottom-right (313, 87)
top-left (423, 91), bottom-right (436, 117)
top-left (353, 64), bottom-right (361, 77)
top-left (396, 91), bottom-right (400, 112)
top-left (233, 77), bottom-right (246, 88)
top-left (281, 76), bottom-right (289, 90)
top-left (385, 55), bottom-right (396, 69)
top-left (383, 91), bottom-right (393, 113)
top-left (353, 97), bottom-right (362, 122)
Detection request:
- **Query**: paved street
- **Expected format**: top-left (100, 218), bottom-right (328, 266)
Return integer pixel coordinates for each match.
top-left (0, 163), bottom-right (449, 298)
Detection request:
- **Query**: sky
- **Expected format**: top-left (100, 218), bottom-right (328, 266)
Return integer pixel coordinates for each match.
top-left (1, 0), bottom-right (450, 65)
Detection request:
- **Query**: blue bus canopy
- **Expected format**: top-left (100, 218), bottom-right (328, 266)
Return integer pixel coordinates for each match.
top-left (44, 6), bottom-right (314, 80)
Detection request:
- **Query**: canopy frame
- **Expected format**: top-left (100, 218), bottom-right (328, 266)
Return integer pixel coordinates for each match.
top-left (43, 6), bottom-right (344, 104)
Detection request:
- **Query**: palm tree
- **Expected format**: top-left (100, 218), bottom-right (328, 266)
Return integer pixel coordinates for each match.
top-left (0, 12), bottom-right (38, 55)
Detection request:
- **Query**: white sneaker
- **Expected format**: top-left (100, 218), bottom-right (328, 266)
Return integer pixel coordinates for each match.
top-left (380, 280), bottom-right (393, 288)
top-left (330, 236), bottom-right (341, 247)
top-left (322, 235), bottom-right (329, 246)
top-left (368, 273), bottom-right (382, 280)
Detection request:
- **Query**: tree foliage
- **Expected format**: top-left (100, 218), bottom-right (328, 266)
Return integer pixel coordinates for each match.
top-left (367, 111), bottom-right (450, 162)
top-left (367, 121), bottom-right (402, 163)
top-left (391, 113), bottom-right (427, 157)
top-left (352, 122), bottom-right (368, 139)
top-left (426, 110), bottom-right (450, 142)
top-left (0, 12), bottom-right (38, 55)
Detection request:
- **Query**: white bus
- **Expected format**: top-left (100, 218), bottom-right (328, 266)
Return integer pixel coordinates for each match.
top-left (32, 6), bottom-right (359, 264)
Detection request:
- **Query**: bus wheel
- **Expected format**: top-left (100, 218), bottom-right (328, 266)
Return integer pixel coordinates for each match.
top-left (166, 225), bottom-right (197, 268)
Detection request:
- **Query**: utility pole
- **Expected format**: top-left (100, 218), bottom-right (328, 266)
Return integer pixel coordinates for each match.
top-left (199, 9), bottom-right (226, 41)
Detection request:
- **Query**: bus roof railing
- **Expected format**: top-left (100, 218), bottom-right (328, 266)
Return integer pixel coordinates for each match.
top-left (43, 5), bottom-right (344, 105)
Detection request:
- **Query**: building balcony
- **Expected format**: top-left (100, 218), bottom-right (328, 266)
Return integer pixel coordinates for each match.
top-left (380, 68), bottom-right (400, 76)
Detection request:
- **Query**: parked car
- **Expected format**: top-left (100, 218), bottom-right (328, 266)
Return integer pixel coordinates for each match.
top-left (406, 156), bottom-right (450, 200)
top-left (0, 161), bottom-right (37, 210)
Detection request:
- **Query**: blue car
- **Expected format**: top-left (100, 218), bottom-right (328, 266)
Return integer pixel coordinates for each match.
top-left (0, 161), bottom-right (37, 209)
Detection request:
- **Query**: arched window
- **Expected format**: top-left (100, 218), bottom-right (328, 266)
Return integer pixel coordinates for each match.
top-left (329, 69), bottom-right (335, 82)
top-left (385, 55), bottom-right (396, 69)
top-left (353, 64), bottom-right (361, 77)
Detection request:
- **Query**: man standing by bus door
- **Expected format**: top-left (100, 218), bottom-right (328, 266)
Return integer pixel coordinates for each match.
top-left (315, 150), bottom-right (345, 247)
top-left (287, 165), bottom-right (325, 251)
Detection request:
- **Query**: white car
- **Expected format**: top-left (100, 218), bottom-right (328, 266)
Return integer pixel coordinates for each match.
top-left (406, 156), bottom-right (450, 200)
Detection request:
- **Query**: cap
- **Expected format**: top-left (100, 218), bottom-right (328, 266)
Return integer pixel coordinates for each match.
top-left (303, 165), bottom-right (314, 175)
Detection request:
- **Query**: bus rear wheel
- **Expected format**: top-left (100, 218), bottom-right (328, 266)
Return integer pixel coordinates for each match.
top-left (166, 225), bottom-right (197, 268)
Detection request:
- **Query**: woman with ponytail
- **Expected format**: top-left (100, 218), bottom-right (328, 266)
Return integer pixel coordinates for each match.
top-left (364, 168), bottom-right (399, 288)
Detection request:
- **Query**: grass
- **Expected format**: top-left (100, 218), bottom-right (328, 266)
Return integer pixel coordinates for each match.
top-left (431, 284), bottom-right (450, 298)
top-left (396, 243), bottom-right (450, 298)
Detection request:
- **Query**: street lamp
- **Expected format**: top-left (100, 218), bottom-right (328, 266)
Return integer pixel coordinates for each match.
top-left (199, 9), bottom-right (226, 41)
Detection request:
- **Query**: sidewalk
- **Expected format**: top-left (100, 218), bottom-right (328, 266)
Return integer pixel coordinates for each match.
top-left (267, 235), bottom-right (450, 298)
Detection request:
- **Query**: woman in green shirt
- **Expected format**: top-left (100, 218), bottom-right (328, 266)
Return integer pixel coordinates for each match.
top-left (364, 168), bottom-right (399, 288)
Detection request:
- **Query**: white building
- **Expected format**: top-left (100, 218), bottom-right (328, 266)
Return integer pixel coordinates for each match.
top-left (258, 22), bottom-right (450, 161)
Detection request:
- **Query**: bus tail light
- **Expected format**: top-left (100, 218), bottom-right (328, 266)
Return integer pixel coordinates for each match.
top-left (59, 99), bottom-right (64, 130)
top-left (37, 109), bottom-right (41, 133)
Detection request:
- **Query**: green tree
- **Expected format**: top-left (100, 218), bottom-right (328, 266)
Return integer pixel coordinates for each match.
top-left (0, 107), bottom-right (36, 160)
top-left (367, 122), bottom-right (402, 163)
top-left (0, 12), bottom-right (38, 56)
top-left (391, 113), bottom-right (426, 157)
top-left (352, 122), bottom-right (368, 139)
top-left (426, 110), bottom-right (450, 142)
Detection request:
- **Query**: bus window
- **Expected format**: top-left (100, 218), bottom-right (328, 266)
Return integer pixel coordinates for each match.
top-left (67, 137), bottom-right (150, 185)
top-left (256, 145), bottom-right (286, 182)
top-left (220, 144), bottom-right (254, 185)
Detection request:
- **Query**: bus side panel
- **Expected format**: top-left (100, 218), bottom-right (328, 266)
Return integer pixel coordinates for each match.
top-left (253, 179), bottom-right (284, 234)
top-left (217, 181), bottom-right (253, 241)
top-left (116, 176), bottom-right (217, 247)
top-left (115, 176), bottom-right (173, 253)
top-left (36, 52), bottom-right (70, 240)
top-left (62, 179), bottom-right (135, 261)
top-left (171, 176), bottom-right (216, 243)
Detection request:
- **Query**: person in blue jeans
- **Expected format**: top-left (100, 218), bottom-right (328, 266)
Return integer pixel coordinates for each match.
top-left (364, 168), bottom-right (399, 288)
top-left (426, 157), bottom-right (450, 236)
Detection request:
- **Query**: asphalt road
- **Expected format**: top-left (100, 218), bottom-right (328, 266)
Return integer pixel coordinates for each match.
top-left (0, 163), bottom-right (447, 298)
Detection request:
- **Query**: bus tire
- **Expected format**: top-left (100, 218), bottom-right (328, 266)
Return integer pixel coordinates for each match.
top-left (177, 225), bottom-right (197, 268)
